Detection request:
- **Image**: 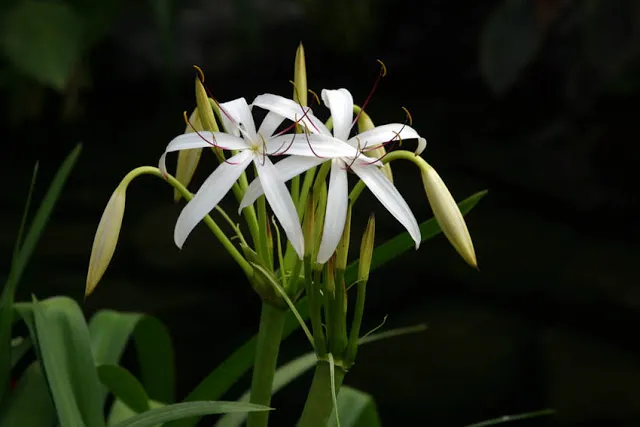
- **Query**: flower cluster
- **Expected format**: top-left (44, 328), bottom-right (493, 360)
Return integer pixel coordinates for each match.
top-left (86, 43), bottom-right (476, 300)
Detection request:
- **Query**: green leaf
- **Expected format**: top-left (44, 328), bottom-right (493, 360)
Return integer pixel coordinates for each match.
top-left (98, 365), bottom-right (150, 414)
top-left (133, 316), bottom-right (175, 403)
top-left (0, 1), bottom-right (83, 91)
top-left (480, 0), bottom-right (542, 94)
top-left (10, 336), bottom-right (31, 368)
top-left (89, 311), bottom-right (175, 404)
top-left (111, 401), bottom-right (271, 427)
top-left (89, 310), bottom-right (143, 367)
top-left (108, 399), bottom-right (165, 426)
top-left (0, 362), bottom-right (56, 427)
top-left (328, 386), bottom-right (381, 427)
top-left (464, 408), bottom-right (556, 427)
top-left (0, 144), bottom-right (81, 403)
top-left (172, 191), bottom-right (486, 427)
top-left (24, 296), bottom-right (105, 427)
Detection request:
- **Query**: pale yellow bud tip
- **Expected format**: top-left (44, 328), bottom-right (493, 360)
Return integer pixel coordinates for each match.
top-left (86, 184), bottom-right (127, 296)
top-left (422, 165), bottom-right (477, 268)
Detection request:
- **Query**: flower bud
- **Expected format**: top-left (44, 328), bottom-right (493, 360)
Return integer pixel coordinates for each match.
top-left (174, 107), bottom-right (204, 201)
top-left (357, 110), bottom-right (393, 182)
top-left (335, 204), bottom-right (352, 271)
top-left (421, 164), bottom-right (477, 268)
top-left (358, 214), bottom-right (376, 283)
top-left (194, 73), bottom-right (219, 133)
top-left (86, 182), bottom-right (127, 296)
top-left (293, 43), bottom-right (308, 107)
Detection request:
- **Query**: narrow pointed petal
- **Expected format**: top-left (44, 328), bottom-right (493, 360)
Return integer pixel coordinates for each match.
top-left (267, 133), bottom-right (366, 159)
top-left (422, 164), bottom-right (477, 267)
top-left (258, 110), bottom-right (285, 139)
top-left (351, 161), bottom-right (421, 248)
top-left (254, 157), bottom-right (305, 259)
top-left (239, 156), bottom-right (325, 211)
top-left (321, 89), bottom-right (354, 141)
top-left (159, 132), bottom-right (247, 175)
top-left (174, 150), bottom-right (253, 248)
top-left (219, 97), bottom-right (258, 140)
top-left (349, 123), bottom-right (424, 151)
top-left (252, 93), bottom-right (331, 135)
top-left (317, 160), bottom-right (349, 263)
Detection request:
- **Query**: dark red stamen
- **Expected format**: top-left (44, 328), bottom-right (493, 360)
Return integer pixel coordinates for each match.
top-left (352, 59), bottom-right (387, 129)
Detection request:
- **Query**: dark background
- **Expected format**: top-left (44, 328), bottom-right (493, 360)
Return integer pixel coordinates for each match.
top-left (2, 0), bottom-right (640, 425)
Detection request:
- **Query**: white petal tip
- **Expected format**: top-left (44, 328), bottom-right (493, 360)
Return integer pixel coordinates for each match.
top-left (415, 138), bottom-right (427, 156)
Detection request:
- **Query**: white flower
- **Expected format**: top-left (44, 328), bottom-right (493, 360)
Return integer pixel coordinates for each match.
top-left (159, 97), bottom-right (359, 259)
top-left (244, 89), bottom-right (425, 263)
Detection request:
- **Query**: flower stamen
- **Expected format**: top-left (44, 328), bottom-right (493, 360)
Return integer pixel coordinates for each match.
top-left (351, 59), bottom-right (387, 129)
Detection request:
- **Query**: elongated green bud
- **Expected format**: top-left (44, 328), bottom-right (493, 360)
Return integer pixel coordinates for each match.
top-left (293, 43), bottom-right (307, 107)
top-left (174, 107), bottom-right (204, 201)
top-left (358, 214), bottom-right (376, 283)
top-left (86, 182), bottom-right (127, 296)
top-left (194, 70), bottom-right (219, 133)
top-left (421, 164), bottom-right (477, 268)
top-left (335, 204), bottom-right (352, 271)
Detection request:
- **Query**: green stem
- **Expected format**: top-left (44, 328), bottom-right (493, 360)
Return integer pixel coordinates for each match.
top-left (124, 167), bottom-right (253, 278)
top-left (248, 302), bottom-right (286, 427)
top-left (298, 361), bottom-right (346, 427)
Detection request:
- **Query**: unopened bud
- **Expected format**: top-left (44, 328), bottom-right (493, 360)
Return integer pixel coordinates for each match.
top-left (358, 214), bottom-right (376, 283)
top-left (194, 72), bottom-right (219, 132)
top-left (335, 204), bottom-right (352, 271)
top-left (174, 107), bottom-right (204, 201)
top-left (421, 164), bottom-right (477, 268)
top-left (86, 182), bottom-right (127, 296)
top-left (357, 109), bottom-right (393, 182)
top-left (293, 43), bottom-right (308, 107)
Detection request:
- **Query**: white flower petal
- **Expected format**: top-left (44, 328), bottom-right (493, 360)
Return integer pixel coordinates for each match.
top-left (158, 132), bottom-right (247, 175)
top-left (267, 134), bottom-right (362, 158)
top-left (254, 156), bottom-right (305, 259)
top-left (174, 150), bottom-right (254, 248)
top-left (219, 98), bottom-right (258, 140)
top-left (317, 160), bottom-right (349, 264)
top-left (252, 93), bottom-right (331, 135)
top-left (258, 110), bottom-right (285, 139)
top-left (351, 161), bottom-right (421, 249)
top-left (239, 156), bottom-right (325, 212)
top-left (321, 89), bottom-right (354, 141)
top-left (348, 123), bottom-right (423, 151)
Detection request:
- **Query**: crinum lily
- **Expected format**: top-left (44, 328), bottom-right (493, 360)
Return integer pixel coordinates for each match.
top-left (242, 89), bottom-right (426, 263)
top-left (159, 96), bottom-right (362, 259)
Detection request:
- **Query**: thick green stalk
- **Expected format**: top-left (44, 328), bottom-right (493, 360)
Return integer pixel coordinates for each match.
top-left (248, 302), bottom-right (286, 427)
top-left (298, 361), bottom-right (346, 427)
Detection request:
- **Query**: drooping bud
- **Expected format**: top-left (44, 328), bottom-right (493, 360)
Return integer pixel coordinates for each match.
top-left (293, 43), bottom-right (308, 107)
top-left (174, 107), bottom-right (204, 201)
top-left (358, 214), bottom-right (376, 284)
top-left (86, 182), bottom-right (127, 296)
top-left (356, 108), bottom-right (393, 182)
top-left (421, 163), bottom-right (477, 268)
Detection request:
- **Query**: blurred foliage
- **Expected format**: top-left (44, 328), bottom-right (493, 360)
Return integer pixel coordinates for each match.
top-left (0, 0), bottom-right (167, 124)
top-left (480, 0), bottom-right (640, 105)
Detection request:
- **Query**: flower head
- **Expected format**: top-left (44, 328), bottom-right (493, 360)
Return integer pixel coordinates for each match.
top-left (160, 97), bottom-right (359, 259)
top-left (244, 89), bottom-right (425, 263)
